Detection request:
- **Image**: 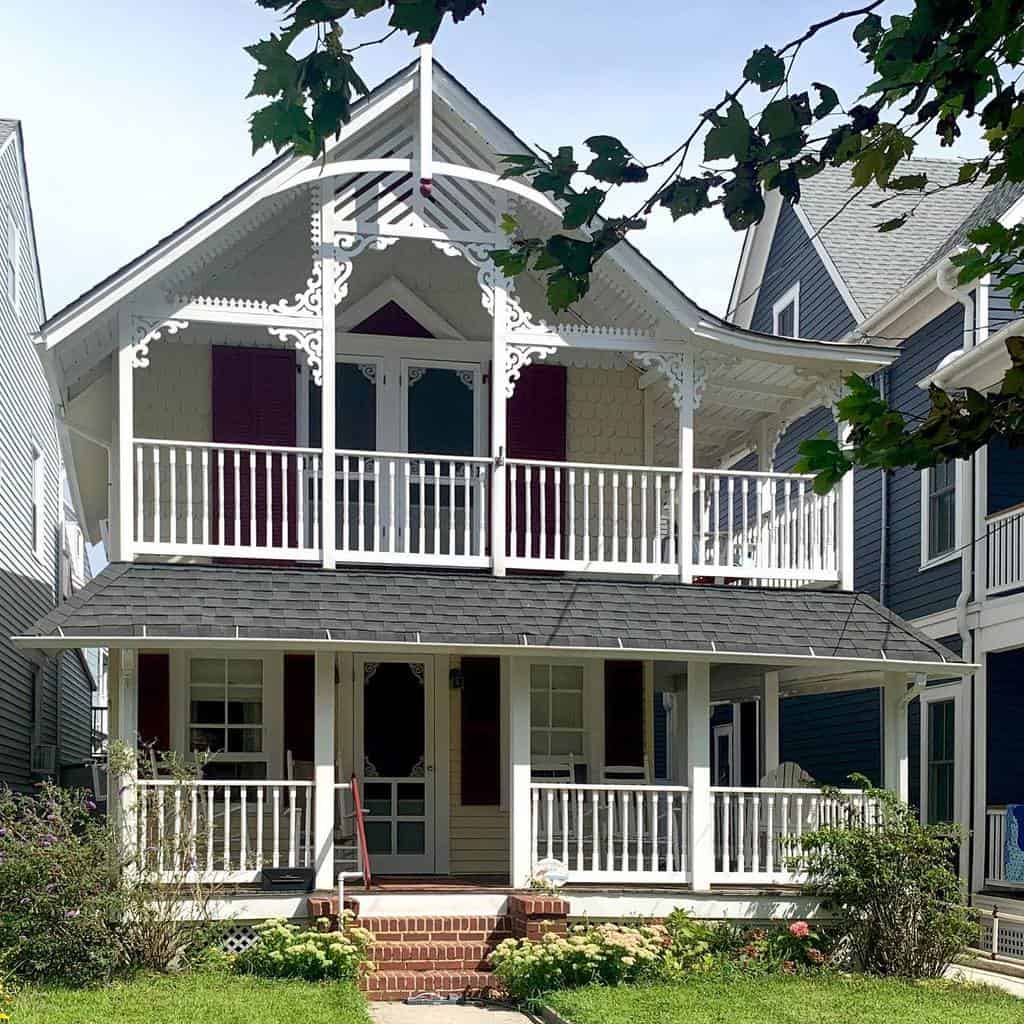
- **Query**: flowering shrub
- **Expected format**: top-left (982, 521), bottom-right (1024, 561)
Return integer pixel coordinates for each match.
top-left (0, 782), bottom-right (124, 985)
top-left (488, 923), bottom-right (673, 1003)
top-left (234, 917), bottom-right (373, 982)
top-left (665, 910), bottom-right (830, 975)
top-left (0, 976), bottom-right (10, 1022)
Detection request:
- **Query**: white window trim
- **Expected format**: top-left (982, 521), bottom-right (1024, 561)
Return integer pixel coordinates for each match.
top-left (920, 460), bottom-right (963, 570)
top-left (772, 282), bottom-right (800, 337)
top-left (918, 682), bottom-right (966, 830)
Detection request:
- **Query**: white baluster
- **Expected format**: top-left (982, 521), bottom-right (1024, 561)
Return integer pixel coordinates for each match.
top-left (233, 450), bottom-right (241, 548)
top-left (583, 470), bottom-right (591, 562)
top-left (554, 466), bottom-right (562, 561)
top-left (463, 462), bottom-right (471, 557)
top-left (240, 787), bottom-right (247, 872)
top-left (568, 468), bottom-right (576, 563)
top-left (625, 472), bottom-right (634, 564)
top-left (272, 786), bottom-right (281, 868)
top-left (264, 451), bottom-right (272, 550)
top-left (152, 446), bottom-right (161, 544)
top-left (611, 471), bottom-right (620, 563)
top-left (297, 454), bottom-right (305, 550)
top-left (201, 448), bottom-right (210, 546)
top-left (388, 459), bottom-right (397, 554)
top-left (591, 790), bottom-right (600, 872)
top-left (185, 448), bottom-right (194, 546)
top-left (531, 787), bottom-right (539, 867)
top-left (545, 788), bottom-right (554, 860)
top-left (620, 790), bottom-right (629, 873)
top-left (509, 464), bottom-right (519, 559)
top-left (539, 464), bottom-right (547, 559)
top-left (282, 451), bottom-right (289, 549)
top-left (650, 791), bottom-right (658, 872)
top-left (597, 471), bottom-right (606, 562)
top-left (525, 465), bottom-right (533, 558)
top-left (206, 787), bottom-right (215, 873)
top-left (666, 792), bottom-right (674, 873)
top-left (223, 785), bottom-right (232, 871)
top-left (560, 788), bottom-right (569, 865)
top-left (419, 459), bottom-right (426, 555)
top-left (256, 786), bottom-right (264, 870)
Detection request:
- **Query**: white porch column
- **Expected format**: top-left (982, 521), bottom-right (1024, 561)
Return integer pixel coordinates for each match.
top-left (838, 424), bottom-right (855, 590)
top-left (313, 652), bottom-right (336, 890)
top-left (109, 647), bottom-right (138, 871)
top-left (687, 660), bottom-right (712, 890)
top-left (320, 184), bottom-right (337, 568)
top-left (677, 355), bottom-right (695, 584)
top-left (509, 657), bottom-right (531, 886)
top-left (762, 670), bottom-right (780, 775)
top-left (490, 275), bottom-right (508, 576)
top-left (112, 313), bottom-right (134, 562)
top-left (883, 672), bottom-right (910, 802)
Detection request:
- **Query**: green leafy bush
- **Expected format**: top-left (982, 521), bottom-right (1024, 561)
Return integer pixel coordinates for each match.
top-left (234, 917), bottom-right (373, 982)
top-left (0, 782), bottom-right (124, 985)
top-left (790, 781), bottom-right (978, 978)
top-left (488, 923), bottom-right (673, 1003)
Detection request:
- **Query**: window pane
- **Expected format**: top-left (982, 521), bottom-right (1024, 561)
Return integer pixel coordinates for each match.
top-left (364, 820), bottom-right (392, 856)
top-left (407, 367), bottom-right (474, 455)
top-left (396, 820), bottom-right (425, 854)
top-left (551, 691), bottom-right (583, 729)
top-left (226, 728), bottom-right (262, 753)
top-left (550, 730), bottom-right (585, 756)
top-left (190, 726), bottom-right (224, 753)
top-left (227, 696), bottom-right (262, 725)
top-left (190, 658), bottom-right (225, 685)
top-left (363, 782), bottom-right (392, 818)
top-left (530, 664), bottom-right (550, 689)
top-left (551, 664), bottom-right (584, 691)
top-left (531, 691), bottom-right (549, 727)
top-left (310, 362), bottom-right (378, 450)
top-left (776, 302), bottom-right (796, 337)
top-left (397, 783), bottom-right (425, 817)
top-left (929, 489), bottom-right (956, 557)
top-left (190, 698), bottom-right (224, 724)
top-left (530, 730), bottom-right (548, 756)
top-left (228, 659), bottom-right (262, 685)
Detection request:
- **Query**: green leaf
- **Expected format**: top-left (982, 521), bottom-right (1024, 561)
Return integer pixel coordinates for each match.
top-left (500, 213), bottom-right (518, 236)
top-left (562, 187), bottom-right (605, 230)
top-left (811, 82), bottom-right (840, 119)
top-left (885, 173), bottom-right (927, 191)
top-left (704, 100), bottom-right (756, 163)
top-left (584, 136), bottom-right (648, 185)
top-left (876, 213), bottom-right (910, 232)
top-left (656, 177), bottom-right (717, 219)
top-left (743, 46), bottom-right (786, 91)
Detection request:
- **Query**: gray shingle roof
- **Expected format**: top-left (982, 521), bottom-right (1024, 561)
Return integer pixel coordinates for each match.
top-left (0, 120), bottom-right (18, 147)
top-left (798, 159), bottom-right (992, 319)
top-left (23, 563), bottom-right (962, 671)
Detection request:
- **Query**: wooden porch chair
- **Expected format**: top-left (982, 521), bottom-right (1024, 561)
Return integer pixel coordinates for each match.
top-left (756, 761), bottom-right (816, 869)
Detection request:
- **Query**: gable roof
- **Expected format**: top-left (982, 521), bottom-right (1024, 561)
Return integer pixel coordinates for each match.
top-left (0, 120), bottom-right (17, 148)
top-left (18, 562), bottom-right (964, 675)
top-left (796, 158), bottom-right (991, 320)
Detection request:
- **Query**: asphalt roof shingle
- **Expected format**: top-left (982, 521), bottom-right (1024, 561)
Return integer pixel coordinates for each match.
top-left (23, 563), bottom-right (962, 671)
top-left (798, 158), bottom-right (993, 320)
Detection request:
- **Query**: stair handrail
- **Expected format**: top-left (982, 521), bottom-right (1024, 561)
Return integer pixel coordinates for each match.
top-left (349, 773), bottom-right (373, 891)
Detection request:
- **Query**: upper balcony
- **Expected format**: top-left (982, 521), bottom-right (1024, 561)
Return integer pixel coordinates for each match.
top-left (38, 58), bottom-right (897, 588)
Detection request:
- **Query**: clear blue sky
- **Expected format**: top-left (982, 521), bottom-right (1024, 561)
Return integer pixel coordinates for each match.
top-left (1, 1), bottom-right (980, 318)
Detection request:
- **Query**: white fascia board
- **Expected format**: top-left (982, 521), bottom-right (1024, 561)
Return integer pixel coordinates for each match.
top-left (13, 632), bottom-right (977, 677)
top-left (37, 70), bottom-right (418, 350)
top-left (921, 315), bottom-right (1020, 392)
top-left (726, 190), bottom-right (783, 329)
top-left (791, 204), bottom-right (865, 323)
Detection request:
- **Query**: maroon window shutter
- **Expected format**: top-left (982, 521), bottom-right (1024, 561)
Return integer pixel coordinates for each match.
top-left (507, 364), bottom-right (567, 558)
top-left (212, 346), bottom-right (297, 548)
top-left (137, 653), bottom-right (170, 753)
top-left (283, 654), bottom-right (315, 764)
top-left (460, 656), bottom-right (501, 806)
top-left (604, 660), bottom-right (645, 767)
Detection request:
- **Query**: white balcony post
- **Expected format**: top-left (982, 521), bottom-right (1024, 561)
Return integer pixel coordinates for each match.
top-left (490, 273), bottom-right (508, 576)
top-left (509, 657), bottom-right (531, 885)
top-left (762, 670), bottom-right (780, 775)
top-left (109, 647), bottom-right (138, 874)
top-left (838, 423), bottom-right (855, 590)
top-left (687, 659), bottom-right (712, 889)
top-left (883, 672), bottom-right (910, 802)
top-left (112, 312), bottom-right (134, 562)
top-left (313, 651), bottom-right (336, 890)
top-left (677, 355), bottom-right (695, 584)
top-left (320, 183), bottom-right (337, 568)
top-left (971, 639), bottom-right (988, 894)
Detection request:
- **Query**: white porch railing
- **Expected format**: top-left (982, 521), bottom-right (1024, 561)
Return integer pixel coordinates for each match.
top-left (133, 439), bottom-right (322, 561)
top-left (711, 787), bottom-right (881, 883)
top-left (530, 783), bottom-right (691, 882)
top-left (986, 507), bottom-right (1024, 596)
top-left (507, 460), bottom-right (681, 573)
top-left (335, 450), bottom-right (490, 567)
top-left (986, 806), bottom-right (1024, 888)
top-left (694, 470), bottom-right (838, 582)
top-left (129, 441), bottom-right (842, 584)
top-left (135, 779), bottom-right (315, 883)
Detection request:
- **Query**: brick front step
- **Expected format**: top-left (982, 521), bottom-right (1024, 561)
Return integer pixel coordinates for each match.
top-left (357, 915), bottom-right (514, 944)
top-left (373, 941), bottom-right (496, 971)
top-left (363, 969), bottom-right (498, 1002)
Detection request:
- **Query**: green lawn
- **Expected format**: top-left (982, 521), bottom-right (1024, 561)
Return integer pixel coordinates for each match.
top-left (547, 975), bottom-right (1021, 1024)
top-left (8, 973), bottom-right (371, 1024)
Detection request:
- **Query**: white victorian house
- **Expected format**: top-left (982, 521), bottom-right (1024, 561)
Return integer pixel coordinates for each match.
top-left (18, 51), bottom-right (968, 992)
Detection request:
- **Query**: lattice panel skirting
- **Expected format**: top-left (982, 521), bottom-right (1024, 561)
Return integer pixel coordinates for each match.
top-left (221, 924), bottom-right (259, 955)
top-left (980, 919), bottom-right (1024, 961)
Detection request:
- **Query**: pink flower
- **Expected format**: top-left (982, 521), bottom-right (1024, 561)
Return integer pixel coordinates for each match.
top-left (789, 921), bottom-right (810, 939)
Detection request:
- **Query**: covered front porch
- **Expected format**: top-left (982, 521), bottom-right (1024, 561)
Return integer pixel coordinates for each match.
top-left (19, 563), bottom-right (965, 901)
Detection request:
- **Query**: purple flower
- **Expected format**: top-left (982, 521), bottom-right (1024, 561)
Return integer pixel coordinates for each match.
top-left (65, 909), bottom-right (80, 919)
top-left (84, 799), bottom-right (97, 812)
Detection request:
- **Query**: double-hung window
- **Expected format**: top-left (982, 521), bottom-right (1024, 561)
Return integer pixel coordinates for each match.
top-left (530, 663), bottom-right (585, 759)
top-left (188, 656), bottom-right (267, 779)
top-left (923, 461), bottom-right (957, 564)
top-left (772, 282), bottom-right (800, 338)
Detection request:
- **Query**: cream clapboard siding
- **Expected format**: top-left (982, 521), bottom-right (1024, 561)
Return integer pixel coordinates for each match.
top-left (135, 343), bottom-right (212, 440)
top-left (0, 127), bottom-right (93, 786)
top-left (448, 675), bottom-right (509, 877)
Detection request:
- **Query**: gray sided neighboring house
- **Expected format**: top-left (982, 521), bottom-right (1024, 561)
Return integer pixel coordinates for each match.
top-left (0, 119), bottom-right (94, 789)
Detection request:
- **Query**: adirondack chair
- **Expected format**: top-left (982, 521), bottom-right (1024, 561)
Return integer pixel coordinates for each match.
top-left (756, 762), bottom-right (817, 869)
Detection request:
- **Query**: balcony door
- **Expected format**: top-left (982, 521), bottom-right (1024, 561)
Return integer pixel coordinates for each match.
top-left (355, 657), bottom-right (436, 874)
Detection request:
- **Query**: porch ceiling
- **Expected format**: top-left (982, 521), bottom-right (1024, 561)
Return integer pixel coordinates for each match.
top-left (19, 563), bottom-right (965, 677)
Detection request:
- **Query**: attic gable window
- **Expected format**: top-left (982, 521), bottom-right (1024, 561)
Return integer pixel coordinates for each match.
top-left (772, 282), bottom-right (800, 338)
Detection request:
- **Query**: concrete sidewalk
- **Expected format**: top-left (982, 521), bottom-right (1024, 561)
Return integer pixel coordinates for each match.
top-left (370, 1000), bottom-right (532, 1023)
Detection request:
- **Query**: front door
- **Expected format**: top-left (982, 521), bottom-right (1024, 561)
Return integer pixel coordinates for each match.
top-left (355, 658), bottom-right (435, 873)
